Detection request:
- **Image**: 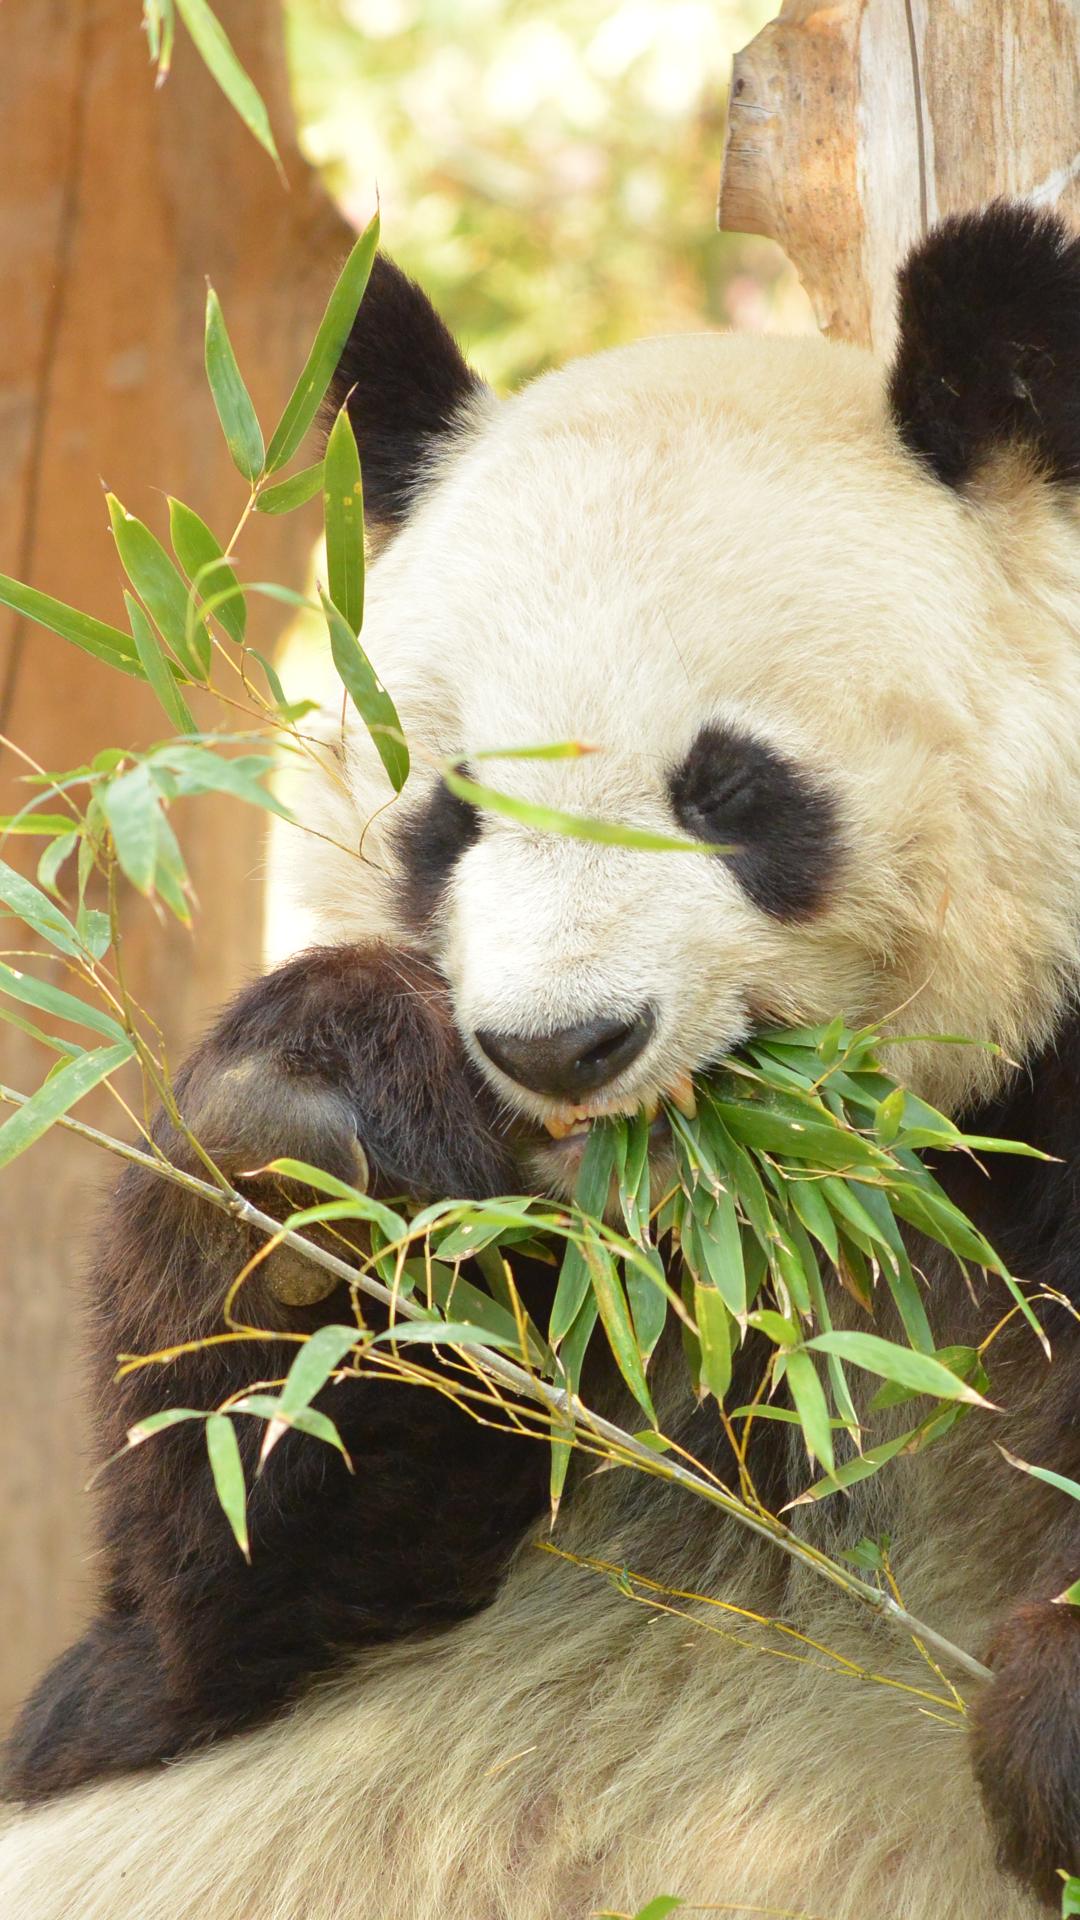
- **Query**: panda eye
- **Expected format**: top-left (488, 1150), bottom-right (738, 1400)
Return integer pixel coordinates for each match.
top-left (668, 723), bottom-right (842, 921)
top-left (392, 777), bottom-right (481, 929)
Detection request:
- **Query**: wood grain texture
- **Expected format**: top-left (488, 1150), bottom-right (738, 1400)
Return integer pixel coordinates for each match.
top-left (719, 0), bottom-right (1080, 353)
top-left (0, 0), bottom-right (351, 1728)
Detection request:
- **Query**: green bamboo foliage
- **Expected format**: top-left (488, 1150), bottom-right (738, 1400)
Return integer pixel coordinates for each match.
top-left (0, 206), bottom-right (1053, 1628)
top-left (144, 0), bottom-right (281, 171)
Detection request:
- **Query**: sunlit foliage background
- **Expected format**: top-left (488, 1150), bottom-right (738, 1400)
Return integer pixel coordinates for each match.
top-left (285, 0), bottom-right (814, 389)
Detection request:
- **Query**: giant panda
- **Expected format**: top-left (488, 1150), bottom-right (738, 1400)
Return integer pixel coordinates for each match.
top-left (3, 200), bottom-right (1080, 1920)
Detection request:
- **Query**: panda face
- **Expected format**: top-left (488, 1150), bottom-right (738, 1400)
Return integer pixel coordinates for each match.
top-left (293, 216), bottom-right (1080, 1159)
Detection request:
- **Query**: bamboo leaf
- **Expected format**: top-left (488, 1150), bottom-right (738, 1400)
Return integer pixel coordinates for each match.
top-left (0, 1004), bottom-right (81, 1058)
top-left (247, 648), bottom-right (288, 707)
top-left (100, 764), bottom-right (160, 894)
top-left (785, 1428), bottom-right (918, 1508)
top-left (550, 1292), bottom-right (598, 1515)
top-left (692, 1183), bottom-right (747, 1319)
top-left (779, 1348), bottom-right (835, 1474)
top-left (168, 498), bottom-right (245, 646)
top-left (254, 461), bottom-right (325, 515)
top-left (0, 570), bottom-right (144, 677)
top-left (842, 1178), bottom-right (936, 1354)
top-left (174, 0), bottom-right (280, 168)
top-left (37, 830), bottom-right (80, 897)
top-left (320, 588), bottom-right (408, 791)
top-left (274, 1326), bottom-right (363, 1428)
top-left (323, 404), bottom-right (365, 632)
top-left (124, 592), bottom-right (196, 732)
top-left (203, 288), bottom-right (265, 481)
top-left (0, 1041), bottom-right (134, 1170)
top-left (711, 1101), bottom-right (884, 1170)
top-left (788, 1177), bottom-right (839, 1267)
top-left (106, 495), bottom-right (211, 680)
top-left (146, 743), bottom-right (288, 818)
top-left (434, 1216), bottom-right (518, 1260)
top-left (747, 1308), bottom-right (801, 1348)
top-left (625, 1243), bottom-right (667, 1363)
top-left (805, 1332), bottom-right (995, 1406)
top-left (205, 1413), bottom-right (250, 1559)
top-left (231, 1395), bottom-right (352, 1465)
top-left (796, 1217), bottom-right (861, 1437)
top-left (373, 1321), bottom-right (518, 1350)
top-left (264, 212), bottom-right (380, 474)
top-left (584, 1231), bottom-right (656, 1424)
top-left (550, 1126), bottom-right (618, 1344)
top-left (998, 1445), bottom-right (1080, 1506)
top-left (729, 1405), bottom-right (849, 1428)
top-left (443, 762), bottom-right (732, 856)
top-left (874, 1086), bottom-right (906, 1144)
top-left (0, 813), bottom-right (78, 839)
top-left (143, 0), bottom-right (176, 79)
top-left (428, 1268), bottom-right (548, 1369)
top-left (0, 857), bottom-right (85, 957)
top-left (695, 1284), bottom-right (733, 1402)
top-left (0, 962), bottom-right (127, 1043)
top-left (268, 1156), bottom-right (406, 1242)
top-left (888, 1178), bottom-right (1007, 1276)
top-left (128, 1407), bottom-right (203, 1445)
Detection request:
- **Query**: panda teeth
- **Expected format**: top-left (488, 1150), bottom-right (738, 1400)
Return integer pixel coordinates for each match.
top-left (542, 1112), bottom-right (581, 1141)
top-left (543, 1093), bottom-right (665, 1140)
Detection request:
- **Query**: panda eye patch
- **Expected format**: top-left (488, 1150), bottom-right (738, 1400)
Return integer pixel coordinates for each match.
top-left (668, 723), bottom-right (842, 920)
top-left (392, 778), bottom-right (481, 929)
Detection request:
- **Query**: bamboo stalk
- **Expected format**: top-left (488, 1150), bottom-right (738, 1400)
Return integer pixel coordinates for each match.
top-left (0, 1079), bottom-right (992, 1687)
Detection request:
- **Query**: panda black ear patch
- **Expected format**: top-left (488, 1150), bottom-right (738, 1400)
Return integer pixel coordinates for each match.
top-left (325, 252), bottom-right (489, 532)
top-left (889, 201), bottom-right (1080, 488)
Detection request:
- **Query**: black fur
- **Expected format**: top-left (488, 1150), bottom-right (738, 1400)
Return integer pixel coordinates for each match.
top-left (326, 252), bottom-right (486, 531)
top-left (4, 946), bottom-right (548, 1802)
top-left (890, 201), bottom-right (1080, 488)
top-left (11, 940), bottom-right (1080, 1916)
top-left (669, 722), bottom-right (842, 920)
top-left (392, 779), bottom-right (482, 931)
top-left (933, 1010), bottom-right (1080, 1908)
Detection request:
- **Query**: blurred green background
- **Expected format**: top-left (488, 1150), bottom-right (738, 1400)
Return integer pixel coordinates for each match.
top-left (284, 0), bottom-right (814, 389)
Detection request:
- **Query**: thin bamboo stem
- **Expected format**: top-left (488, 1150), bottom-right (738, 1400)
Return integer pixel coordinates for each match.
top-left (0, 1079), bottom-right (992, 1687)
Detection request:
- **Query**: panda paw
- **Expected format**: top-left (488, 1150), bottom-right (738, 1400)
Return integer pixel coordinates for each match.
top-left (169, 943), bottom-right (517, 1208)
top-left (970, 1597), bottom-right (1080, 1908)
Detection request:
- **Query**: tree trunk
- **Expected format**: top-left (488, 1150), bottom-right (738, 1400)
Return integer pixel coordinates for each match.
top-left (719, 0), bottom-right (1080, 354)
top-left (0, 0), bottom-right (351, 1725)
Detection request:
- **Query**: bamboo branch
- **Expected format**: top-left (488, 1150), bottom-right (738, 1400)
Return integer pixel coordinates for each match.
top-left (0, 1080), bottom-right (992, 1687)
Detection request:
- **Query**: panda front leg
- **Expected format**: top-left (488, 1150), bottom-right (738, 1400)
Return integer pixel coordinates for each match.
top-left (971, 1592), bottom-right (1080, 1908)
top-left (4, 944), bottom-right (548, 1803)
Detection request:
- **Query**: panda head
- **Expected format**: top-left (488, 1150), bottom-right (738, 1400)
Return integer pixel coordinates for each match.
top-left (297, 204), bottom-right (1080, 1176)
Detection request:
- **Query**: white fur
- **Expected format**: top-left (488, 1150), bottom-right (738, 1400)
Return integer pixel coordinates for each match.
top-left (285, 331), bottom-right (1080, 1121)
top-left (6, 324), bottom-right (1080, 1919)
top-left (0, 1357), bottom-right (1051, 1920)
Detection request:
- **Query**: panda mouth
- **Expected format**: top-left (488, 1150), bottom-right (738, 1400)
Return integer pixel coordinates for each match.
top-left (540, 1073), bottom-right (696, 1141)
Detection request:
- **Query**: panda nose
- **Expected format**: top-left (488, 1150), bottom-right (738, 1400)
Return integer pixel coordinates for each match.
top-left (474, 1007), bottom-right (656, 1100)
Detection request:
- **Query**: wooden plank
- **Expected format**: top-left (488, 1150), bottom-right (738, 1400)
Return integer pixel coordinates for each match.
top-left (720, 0), bottom-right (1080, 353)
top-left (0, 0), bottom-right (351, 1728)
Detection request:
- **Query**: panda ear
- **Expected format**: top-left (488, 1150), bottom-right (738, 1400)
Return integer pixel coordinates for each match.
top-left (888, 201), bottom-right (1080, 488)
top-left (325, 253), bottom-right (490, 533)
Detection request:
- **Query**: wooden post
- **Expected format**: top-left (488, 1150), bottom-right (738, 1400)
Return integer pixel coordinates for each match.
top-left (719, 0), bottom-right (1080, 354)
top-left (0, 1), bottom-right (352, 1723)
